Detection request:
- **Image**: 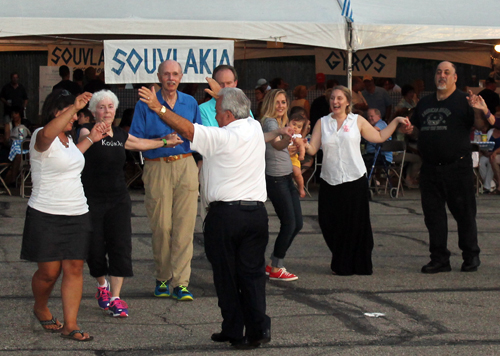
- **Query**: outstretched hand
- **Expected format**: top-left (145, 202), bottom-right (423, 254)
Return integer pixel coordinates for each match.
top-left (138, 86), bottom-right (162, 112)
top-left (89, 122), bottom-right (111, 143)
top-left (162, 132), bottom-right (183, 147)
top-left (394, 116), bottom-right (413, 134)
top-left (467, 90), bottom-right (487, 112)
top-left (204, 77), bottom-right (221, 99)
top-left (279, 126), bottom-right (295, 139)
top-left (75, 92), bottom-right (92, 111)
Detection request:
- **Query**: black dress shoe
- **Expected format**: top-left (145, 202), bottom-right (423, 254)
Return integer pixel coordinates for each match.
top-left (421, 261), bottom-right (451, 274)
top-left (211, 332), bottom-right (233, 343)
top-left (231, 337), bottom-right (261, 350)
top-left (250, 328), bottom-right (271, 345)
top-left (461, 256), bottom-right (481, 272)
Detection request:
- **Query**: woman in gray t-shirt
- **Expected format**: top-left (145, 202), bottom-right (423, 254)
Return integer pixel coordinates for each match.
top-left (261, 89), bottom-right (303, 281)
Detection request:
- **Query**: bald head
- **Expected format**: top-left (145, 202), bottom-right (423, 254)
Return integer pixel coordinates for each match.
top-left (159, 60), bottom-right (182, 74)
top-left (435, 61), bottom-right (457, 92)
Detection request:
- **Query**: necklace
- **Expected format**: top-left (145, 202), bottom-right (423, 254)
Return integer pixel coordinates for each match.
top-left (59, 134), bottom-right (70, 148)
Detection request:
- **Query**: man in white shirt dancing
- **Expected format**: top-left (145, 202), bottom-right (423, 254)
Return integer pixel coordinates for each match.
top-left (138, 80), bottom-right (293, 349)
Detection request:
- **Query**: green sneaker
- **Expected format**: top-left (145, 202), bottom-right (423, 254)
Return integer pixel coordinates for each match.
top-left (154, 280), bottom-right (171, 297)
top-left (172, 285), bottom-right (193, 301)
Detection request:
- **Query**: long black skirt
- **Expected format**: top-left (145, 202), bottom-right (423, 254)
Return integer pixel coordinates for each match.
top-left (318, 176), bottom-right (374, 275)
top-left (21, 206), bottom-right (92, 262)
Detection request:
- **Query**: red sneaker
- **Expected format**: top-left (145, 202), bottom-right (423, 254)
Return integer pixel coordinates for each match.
top-left (265, 265), bottom-right (272, 275)
top-left (268, 267), bottom-right (298, 281)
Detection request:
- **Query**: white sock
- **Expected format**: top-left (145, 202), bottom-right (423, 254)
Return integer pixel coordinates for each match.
top-left (110, 297), bottom-right (120, 302)
top-left (98, 279), bottom-right (109, 289)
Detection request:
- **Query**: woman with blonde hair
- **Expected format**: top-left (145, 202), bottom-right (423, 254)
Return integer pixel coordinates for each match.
top-left (261, 89), bottom-right (302, 281)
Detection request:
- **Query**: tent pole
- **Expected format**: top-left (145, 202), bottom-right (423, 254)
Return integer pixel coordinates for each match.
top-left (347, 48), bottom-right (352, 91)
top-left (347, 21), bottom-right (353, 91)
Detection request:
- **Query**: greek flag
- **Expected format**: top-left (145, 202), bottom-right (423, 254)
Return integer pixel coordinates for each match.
top-left (338, 0), bottom-right (354, 22)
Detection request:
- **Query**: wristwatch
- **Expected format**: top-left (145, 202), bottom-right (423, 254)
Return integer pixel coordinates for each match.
top-left (159, 105), bottom-right (167, 118)
top-left (162, 138), bottom-right (168, 147)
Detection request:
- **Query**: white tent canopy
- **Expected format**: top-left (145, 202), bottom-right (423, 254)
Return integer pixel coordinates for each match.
top-left (2, 0), bottom-right (500, 50)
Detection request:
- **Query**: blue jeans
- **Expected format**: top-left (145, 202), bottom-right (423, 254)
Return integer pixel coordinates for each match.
top-left (266, 174), bottom-right (303, 267)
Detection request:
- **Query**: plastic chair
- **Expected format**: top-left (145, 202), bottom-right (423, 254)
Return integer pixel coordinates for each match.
top-left (19, 139), bottom-right (31, 198)
top-left (126, 151), bottom-right (144, 188)
top-left (471, 143), bottom-right (483, 197)
top-left (0, 162), bottom-right (12, 195)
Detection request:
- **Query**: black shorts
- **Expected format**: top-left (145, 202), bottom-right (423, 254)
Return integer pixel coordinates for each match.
top-left (21, 206), bottom-right (92, 262)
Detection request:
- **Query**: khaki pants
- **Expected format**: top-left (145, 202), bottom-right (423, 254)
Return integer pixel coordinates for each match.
top-left (143, 156), bottom-right (198, 287)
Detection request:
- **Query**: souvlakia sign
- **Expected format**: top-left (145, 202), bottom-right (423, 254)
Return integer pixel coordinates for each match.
top-left (104, 40), bottom-right (234, 84)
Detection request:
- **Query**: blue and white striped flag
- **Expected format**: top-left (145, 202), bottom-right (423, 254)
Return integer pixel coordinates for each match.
top-left (338, 0), bottom-right (354, 22)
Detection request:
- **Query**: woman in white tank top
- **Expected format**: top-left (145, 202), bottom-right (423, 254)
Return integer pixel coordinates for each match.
top-left (305, 86), bottom-right (410, 275)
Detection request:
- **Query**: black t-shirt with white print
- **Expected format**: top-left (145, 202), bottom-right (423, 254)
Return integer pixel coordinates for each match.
top-left (411, 89), bottom-right (474, 165)
top-left (82, 126), bottom-right (129, 198)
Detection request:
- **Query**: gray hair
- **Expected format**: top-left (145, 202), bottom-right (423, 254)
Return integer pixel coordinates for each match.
top-left (88, 89), bottom-right (119, 115)
top-left (219, 87), bottom-right (250, 119)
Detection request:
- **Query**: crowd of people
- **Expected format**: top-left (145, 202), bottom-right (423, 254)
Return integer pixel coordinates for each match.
top-left (0, 59), bottom-right (497, 349)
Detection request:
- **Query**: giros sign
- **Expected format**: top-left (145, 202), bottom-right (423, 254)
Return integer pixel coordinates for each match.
top-left (315, 48), bottom-right (397, 77)
top-left (104, 40), bottom-right (234, 84)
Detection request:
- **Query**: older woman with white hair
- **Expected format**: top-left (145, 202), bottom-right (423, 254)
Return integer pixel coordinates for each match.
top-left (79, 89), bottom-right (182, 318)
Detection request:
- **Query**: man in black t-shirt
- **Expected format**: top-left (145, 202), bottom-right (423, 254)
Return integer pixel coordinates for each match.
top-left (407, 61), bottom-right (493, 274)
top-left (52, 65), bottom-right (82, 96)
top-left (0, 72), bottom-right (28, 124)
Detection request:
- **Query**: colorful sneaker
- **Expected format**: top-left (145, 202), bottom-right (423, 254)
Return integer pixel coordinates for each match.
top-left (172, 285), bottom-right (194, 301)
top-left (154, 280), bottom-right (171, 297)
top-left (108, 298), bottom-right (128, 318)
top-left (265, 265), bottom-right (272, 275)
top-left (268, 267), bottom-right (298, 281)
top-left (96, 285), bottom-right (111, 310)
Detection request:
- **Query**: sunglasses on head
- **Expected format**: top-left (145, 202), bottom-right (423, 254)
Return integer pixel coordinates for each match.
top-left (58, 90), bottom-right (71, 98)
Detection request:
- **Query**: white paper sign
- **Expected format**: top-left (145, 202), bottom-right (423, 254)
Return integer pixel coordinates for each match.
top-left (104, 40), bottom-right (234, 84)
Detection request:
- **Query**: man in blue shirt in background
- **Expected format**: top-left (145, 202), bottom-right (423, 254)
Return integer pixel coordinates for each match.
top-left (130, 60), bottom-right (201, 301)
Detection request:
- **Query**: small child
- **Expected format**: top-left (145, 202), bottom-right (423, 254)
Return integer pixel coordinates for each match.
top-left (288, 113), bottom-right (307, 198)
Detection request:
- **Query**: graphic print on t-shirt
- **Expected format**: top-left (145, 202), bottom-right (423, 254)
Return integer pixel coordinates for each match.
top-left (420, 107), bottom-right (452, 131)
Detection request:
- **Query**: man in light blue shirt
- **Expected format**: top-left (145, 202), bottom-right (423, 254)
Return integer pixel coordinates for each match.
top-left (363, 108), bottom-right (392, 171)
top-left (199, 65), bottom-right (253, 127)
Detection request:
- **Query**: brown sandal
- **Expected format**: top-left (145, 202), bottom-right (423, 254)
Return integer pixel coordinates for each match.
top-left (490, 190), bottom-right (500, 195)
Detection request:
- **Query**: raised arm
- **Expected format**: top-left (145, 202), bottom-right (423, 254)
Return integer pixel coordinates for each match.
top-left (76, 122), bottom-right (111, 154)
top-left (35, 92), bottom-right (92, 152)
top-left (359, 115), bottom-right (411, 143)
top-left (467, 90), bottom-right (496, 128)
top-left (138, 86), bottom-right (194, 141)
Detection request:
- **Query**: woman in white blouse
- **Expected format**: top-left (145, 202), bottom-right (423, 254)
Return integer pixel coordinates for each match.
top-left (305, 86), bottom-right (410, 275)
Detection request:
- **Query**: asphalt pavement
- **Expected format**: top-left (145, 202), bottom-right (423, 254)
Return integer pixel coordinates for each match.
top-left (1, 184), bottom-right (500, 355)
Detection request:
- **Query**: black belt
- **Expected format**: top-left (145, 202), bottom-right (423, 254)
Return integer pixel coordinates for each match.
top-left (432, 156), bottom-right (465, 166)
top-left (209, 201), bottom-right (264, 208)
